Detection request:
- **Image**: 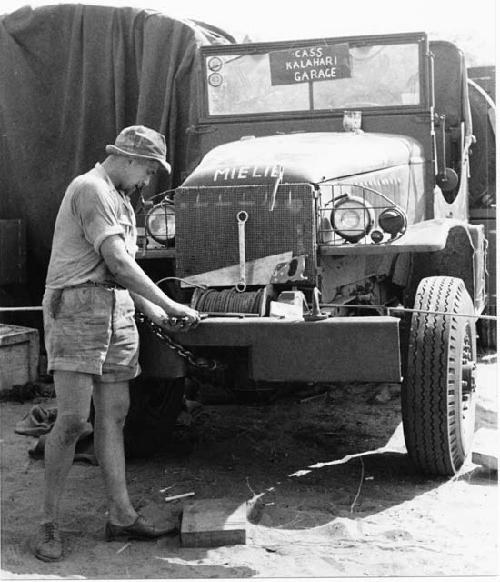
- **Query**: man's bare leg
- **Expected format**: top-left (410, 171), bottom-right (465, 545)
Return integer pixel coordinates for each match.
top-left (35, 371), bottom-right (93, 561)
top-left (42, 371), bottom-right (94, 522)
top-left (92, 380), bottom-right (137, 525)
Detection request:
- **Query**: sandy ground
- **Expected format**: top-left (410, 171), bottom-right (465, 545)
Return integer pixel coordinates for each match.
top-left (0, 352), bottom-right (497, 579)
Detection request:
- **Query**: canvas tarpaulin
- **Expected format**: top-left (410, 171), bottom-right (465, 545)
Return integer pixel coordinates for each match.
top-left (0, 3), bottom-right (229, 303)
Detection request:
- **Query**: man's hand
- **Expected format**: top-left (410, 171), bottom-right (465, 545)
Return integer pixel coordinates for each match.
top-left (140, 302), bottom-right (168, 327)
top-left (161, 305), bottom-right (201, 332)
top-left (141, 302), bottom-right (201, 332)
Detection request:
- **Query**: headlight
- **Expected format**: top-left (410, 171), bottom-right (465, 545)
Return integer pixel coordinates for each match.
top-left (331, 195), bottom-right (374, 242)
top-left (378, 207), bottom-right (406, 237)
top-left (145, 203), bottom-right (175, 246)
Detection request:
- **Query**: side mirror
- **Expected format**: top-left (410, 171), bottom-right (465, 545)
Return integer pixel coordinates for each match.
top-left (436, 167), bottom-right (459, 201)
top-left (435, 113), bottom-right (460, 203)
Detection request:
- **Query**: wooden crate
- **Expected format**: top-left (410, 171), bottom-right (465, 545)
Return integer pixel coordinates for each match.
top-left (180, 499), bottom-right (247, 547)
top-left (0, 324), bottom-right (39, 393)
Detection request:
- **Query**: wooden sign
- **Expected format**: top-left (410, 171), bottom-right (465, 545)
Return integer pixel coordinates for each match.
top-left (270, 43), bottom-right (351, 85)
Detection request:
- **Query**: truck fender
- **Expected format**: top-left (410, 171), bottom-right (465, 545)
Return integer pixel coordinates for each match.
top-left (404, 221), bottom-right (486, 315)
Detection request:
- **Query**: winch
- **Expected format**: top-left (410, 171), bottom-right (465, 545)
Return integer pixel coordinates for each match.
top-left (190, 286), bottom-right (270, 317)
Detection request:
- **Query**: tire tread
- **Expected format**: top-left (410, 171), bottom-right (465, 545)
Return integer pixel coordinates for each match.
top-left (402, 276), bottom-right (475, 476)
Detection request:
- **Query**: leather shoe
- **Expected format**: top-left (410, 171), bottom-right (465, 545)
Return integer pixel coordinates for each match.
top-left (105, 514), bottom-right (177, 541)
top-left (34, 522), bottom-right (63, 562)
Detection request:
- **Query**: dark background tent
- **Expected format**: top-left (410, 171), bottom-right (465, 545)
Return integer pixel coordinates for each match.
top-left (0, 3), bottom-right (233, 323)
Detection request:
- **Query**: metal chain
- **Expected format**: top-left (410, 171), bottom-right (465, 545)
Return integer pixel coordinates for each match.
top-left (135, 312), bottom-right (219, 371)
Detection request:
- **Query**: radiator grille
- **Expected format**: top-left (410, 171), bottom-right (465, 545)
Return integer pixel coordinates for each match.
top-left (175, 184), bottom-right (317, 283)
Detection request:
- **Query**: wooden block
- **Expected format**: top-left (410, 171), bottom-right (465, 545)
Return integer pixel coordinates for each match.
top-left (472, 451), bottom-right (498, 471)
top-left (180, 499), bottom-right (247, 547)
top-left (472, 428), bottom-right (498, 470)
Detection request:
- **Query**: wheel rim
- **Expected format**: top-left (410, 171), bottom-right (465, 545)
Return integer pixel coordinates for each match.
top-left (459, 326), bottom-right (476, 449)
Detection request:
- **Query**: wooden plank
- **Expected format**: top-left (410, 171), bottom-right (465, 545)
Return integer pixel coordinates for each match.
top-left (180, 499), bottom-right (247, 547)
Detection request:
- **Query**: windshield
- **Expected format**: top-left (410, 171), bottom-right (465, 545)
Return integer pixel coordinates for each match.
top-left (205, 41), bottom-right (422, 116)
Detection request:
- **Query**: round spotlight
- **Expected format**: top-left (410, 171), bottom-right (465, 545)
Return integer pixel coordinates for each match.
top-left (378, 207), bottom-right (406, 236)
top-left (331, 195), bottom-right (374, 243)
top-left (145, 203), bottom-right (175, 246)
top-left (207, 56), bottom-right (223, 72)
top-left (370, 230), bottom-right (384, 243)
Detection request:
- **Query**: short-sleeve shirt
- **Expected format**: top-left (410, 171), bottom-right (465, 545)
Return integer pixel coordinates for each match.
top-left (45, 163), bottom-right (137, 289)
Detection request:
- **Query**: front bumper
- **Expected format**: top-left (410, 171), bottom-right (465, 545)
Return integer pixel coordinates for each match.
top-left (138, 315), bottom-right (401, 383)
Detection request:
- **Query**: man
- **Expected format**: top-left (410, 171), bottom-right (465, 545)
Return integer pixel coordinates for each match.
top-left (35, 125), bottom-right (201, 562)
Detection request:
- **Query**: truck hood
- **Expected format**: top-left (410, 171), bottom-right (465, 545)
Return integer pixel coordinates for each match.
top-left (183, 132), bottom-right (425, 186)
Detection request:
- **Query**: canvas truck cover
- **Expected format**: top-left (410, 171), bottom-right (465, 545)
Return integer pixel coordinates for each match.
top-left (0, 4), bottom-right (232, 302)
top-left (182, 132), bottom-right (425, 186)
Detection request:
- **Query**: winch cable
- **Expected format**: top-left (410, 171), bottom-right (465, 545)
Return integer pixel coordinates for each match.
top-left (319, 303), bottom-right (497, 320)
top-left (154, 276), bottom-right (265, 315)
top-left (0, 306), bottom-right (43, 312)
top-left (0, 303), bottom-right (496, 320)
top-left (386, 306), bottom-right (497, 320)
top-left (155, 276), bottom-right (206, 290)
top-left (192, 287), bottom-right (265, 315)
top-left (0, 304), bottom-right (498, 322)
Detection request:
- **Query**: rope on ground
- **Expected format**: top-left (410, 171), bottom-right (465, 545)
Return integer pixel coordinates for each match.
top-left (350, 457), bottom-right (366, 513)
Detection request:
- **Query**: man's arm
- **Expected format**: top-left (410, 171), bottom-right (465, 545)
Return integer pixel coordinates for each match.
top-left (100, 234), bottom-right (199, 326)
top-left (129, 293), bottom-right (173, 327)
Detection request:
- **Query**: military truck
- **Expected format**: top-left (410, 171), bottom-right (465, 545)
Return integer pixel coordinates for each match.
top-left (138, 32), bottom-right (487, 477)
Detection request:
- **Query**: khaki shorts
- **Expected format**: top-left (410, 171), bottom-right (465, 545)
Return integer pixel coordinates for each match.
top-left (43, 285), bottom-right (140, 383)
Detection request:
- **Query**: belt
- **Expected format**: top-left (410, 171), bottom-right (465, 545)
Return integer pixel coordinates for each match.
top-left (64, 281), bottom-right (126, 290)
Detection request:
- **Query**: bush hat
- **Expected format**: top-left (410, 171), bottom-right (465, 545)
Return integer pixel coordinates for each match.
top-left (106, 125), bottom-right (171, 173)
